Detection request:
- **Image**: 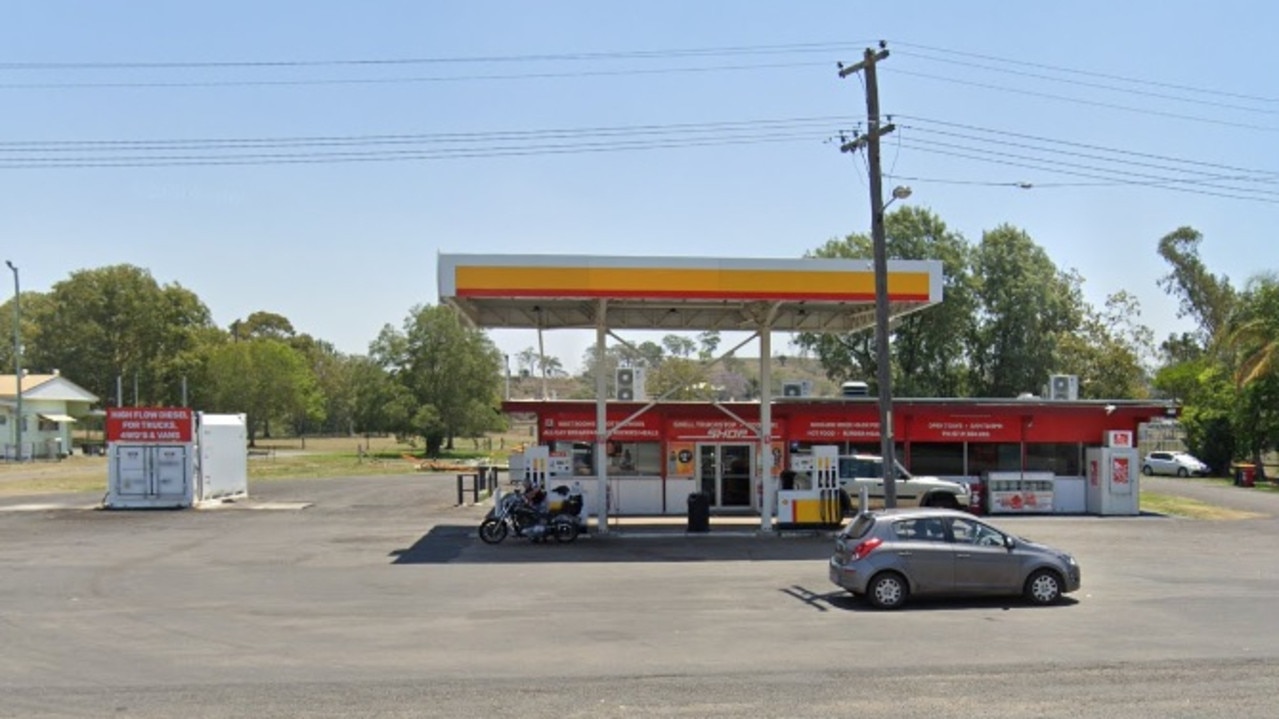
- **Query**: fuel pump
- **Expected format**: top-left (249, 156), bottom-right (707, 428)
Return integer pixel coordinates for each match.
top-left (775, 445), bottom-right (843, 528)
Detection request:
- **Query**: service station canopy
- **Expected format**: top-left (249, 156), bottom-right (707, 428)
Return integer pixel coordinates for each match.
top-left (438, 254), bottom-right (944, 332)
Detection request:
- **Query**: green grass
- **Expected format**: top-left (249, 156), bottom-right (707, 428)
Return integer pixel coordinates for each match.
top-left (1140, 491), bottom-right (1265, 520)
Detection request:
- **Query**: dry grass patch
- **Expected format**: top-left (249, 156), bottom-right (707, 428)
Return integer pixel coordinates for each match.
top-left (1140, 491), bottom-right (1266, 520)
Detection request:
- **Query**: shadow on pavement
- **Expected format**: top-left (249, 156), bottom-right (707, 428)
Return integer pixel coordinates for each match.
top-left (389, 523), bottom-right (833, 565)
top-left (785, 585), bottom-right (1082, 613)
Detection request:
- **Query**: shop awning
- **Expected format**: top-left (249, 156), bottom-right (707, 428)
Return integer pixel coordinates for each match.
top-left (39, 414), bottom-right (77, 423)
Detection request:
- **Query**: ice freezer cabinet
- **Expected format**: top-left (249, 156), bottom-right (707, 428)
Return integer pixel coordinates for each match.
top-left (983, 471), bottom-right (1055, 514)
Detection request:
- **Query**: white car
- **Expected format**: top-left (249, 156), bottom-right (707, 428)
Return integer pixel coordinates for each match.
top-left (1142, 451), bottom-right (1209, 477)
top-left (836, 455), bottom-right (971, 510)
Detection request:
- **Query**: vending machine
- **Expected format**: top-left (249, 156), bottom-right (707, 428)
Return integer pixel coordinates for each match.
top-left (1085, 431), bottom-right (1140, 516)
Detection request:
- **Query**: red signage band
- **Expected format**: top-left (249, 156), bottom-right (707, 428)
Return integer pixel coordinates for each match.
top-left (909, 415), bottom-right (1020, 443)
top-left (106, 407), bottom-right (194, 443)
top-left (790, 415), bottom-right (882, 441)
top-left (540, 414), bottom-right (662, 441)
top-left (665, 418), bottom-right (785, 442)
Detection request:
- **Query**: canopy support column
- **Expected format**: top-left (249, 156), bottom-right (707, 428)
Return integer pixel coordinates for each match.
top-left (594, 301), bottom-right (610, 534)
top-left (758, 325), bottom-right (774, 532)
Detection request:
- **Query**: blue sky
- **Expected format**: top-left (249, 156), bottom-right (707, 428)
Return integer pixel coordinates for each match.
top-left (2, 1), bottom-right (1277, 373)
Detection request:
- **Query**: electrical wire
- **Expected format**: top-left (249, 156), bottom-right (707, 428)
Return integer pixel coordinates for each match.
top-left (889, 137), bottom-right (1279, 203)
top-left (0, 60), bottom-right (832, 90)
top-left (901, 125), bottom-right (1278, 185)
top-left (893, 49), bottom-right (1278, 116)
top-left (0, 129), bottom-right (831, 169)
top-left (0, 115), bottom-right (852, 151)
top-left (886, 67), bottom-right (1279, 133)
top-left (888, 39), bottom-right (1279, 105)
top-left (0, 41), bottom-right (877, 71)
top-left (895, 134), bottom-right (1279, 197)
top-left (896, 116), bottom-right (1279, 180)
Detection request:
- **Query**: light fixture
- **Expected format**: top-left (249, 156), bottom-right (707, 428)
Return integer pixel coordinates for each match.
top-left (884, 185), bottom-right (912, 210)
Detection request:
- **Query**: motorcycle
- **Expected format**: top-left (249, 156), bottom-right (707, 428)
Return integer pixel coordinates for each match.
top-left (479, 485), bottom-right (583, 545)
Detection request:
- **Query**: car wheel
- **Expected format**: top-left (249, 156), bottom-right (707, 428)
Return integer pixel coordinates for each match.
top-left (867, 572), bottom-right (909, 610)
top-left (1177, 467), bottom-right (1189, 478)
top-left (1024, 569), bottom-right (1063, 605)
top-left (1142, 465), bottom-right (1153, 476)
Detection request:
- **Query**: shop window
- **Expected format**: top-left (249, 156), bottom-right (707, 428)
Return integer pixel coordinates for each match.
top-left (968, 443), bottom-right (1021, 475)
top-left (909, 443), bottom-right (965, 476)
top-left (1025, 443), bottom-right (1081, 476)
top-left (607, 441), bottom-right (661, 476)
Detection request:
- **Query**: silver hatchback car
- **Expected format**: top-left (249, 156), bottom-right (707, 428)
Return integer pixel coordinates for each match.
top-left (828, 508), bottom-right (1081, 610)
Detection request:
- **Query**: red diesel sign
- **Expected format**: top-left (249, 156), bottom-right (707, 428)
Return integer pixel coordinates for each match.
top-left (106, 407), bottom-right (194, 443)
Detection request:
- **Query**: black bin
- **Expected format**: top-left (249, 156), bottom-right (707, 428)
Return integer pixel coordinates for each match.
top-left (687, 492), bottom-right (711, 533)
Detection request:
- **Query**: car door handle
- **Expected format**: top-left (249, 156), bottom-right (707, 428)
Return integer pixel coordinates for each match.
top-left (896, 551), bottom-right (913, 556)
top-left (956, 552), bottom-right (972, 558)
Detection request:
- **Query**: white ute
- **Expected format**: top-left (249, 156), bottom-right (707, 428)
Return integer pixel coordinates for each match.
top-left (835, 454), bottom-right (971, 510)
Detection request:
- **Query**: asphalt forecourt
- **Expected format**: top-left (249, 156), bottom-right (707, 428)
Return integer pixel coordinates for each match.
top-left (1, 473), bottom-right (1277, 718)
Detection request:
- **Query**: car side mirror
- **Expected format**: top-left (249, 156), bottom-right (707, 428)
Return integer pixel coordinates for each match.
top-left (1003, 536), bottom-right (1016, 550)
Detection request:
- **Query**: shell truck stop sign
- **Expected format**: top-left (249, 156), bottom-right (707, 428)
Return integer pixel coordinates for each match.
top-left (106, 407), bottom-right (194, 443)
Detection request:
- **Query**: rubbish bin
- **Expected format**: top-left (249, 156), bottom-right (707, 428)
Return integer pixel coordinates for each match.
top-left (687, 492), bottom-right (710, 533)
top-left (1235, 464), bottom-right (1256, 487)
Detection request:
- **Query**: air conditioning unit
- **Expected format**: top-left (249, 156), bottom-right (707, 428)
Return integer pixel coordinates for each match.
top-left (616, 366), bottom-right (648, 401)
top-left (1047, 374), bottom-right (1079, 401)
top-left (781, 380), bottom-right (812, 398)
top-left (840, 381), bottom-right (870, 397)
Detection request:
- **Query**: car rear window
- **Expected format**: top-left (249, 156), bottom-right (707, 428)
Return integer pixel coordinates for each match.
top-left (839, 515), bottom-right (875, 540)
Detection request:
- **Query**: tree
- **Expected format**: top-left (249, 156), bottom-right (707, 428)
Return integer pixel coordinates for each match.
top-left (515, 347), bottom-right (539, 377)
top-left (1220, 274), bottom-right (1279, 473)
top-left (969, 224), bottom-right (1084, 397)
top-left (205, 338), bottom-right (323, 445)
top-left (237, 311), bottom-right (296, 341)
top-left (1156, 226), bottom-right (1236, 348)
top-left (1056, 290), bottom-right (1153, 399)
top-left (647, 357), bottom-right (712, 400)
top-left (0, 290), bottom-right (51, 374)
top-left (661, 334), bottom-right (697, 359)
top-left (697, 330), bottom-right (722, 360)
top-left (795, 206), bottom-right (978, 397)
top-left (349, 355), bottom-right (412, 439)
top-left (290, 334), bottom-right (358, 435)
top-left (25, 265), bottom-right (214, 405)
top-left (576, 341), bottom-right (665, 397)
top-left (370, 305), bottom-right (504, 455)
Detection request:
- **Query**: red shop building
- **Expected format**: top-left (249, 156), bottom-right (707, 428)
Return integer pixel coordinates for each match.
top-left (502, 397), bottom-right (1176, 517)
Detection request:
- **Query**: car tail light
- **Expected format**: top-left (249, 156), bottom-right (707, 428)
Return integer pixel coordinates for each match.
top-left (852, 537), bottom-right (882, 560)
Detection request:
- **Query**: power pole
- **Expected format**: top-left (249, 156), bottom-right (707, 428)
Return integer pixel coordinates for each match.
top-left (839, 44), bottom-right (899, 508)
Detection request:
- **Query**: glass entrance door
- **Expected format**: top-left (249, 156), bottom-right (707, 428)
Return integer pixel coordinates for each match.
top-left (697, 443), bottom-right (754, 508)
